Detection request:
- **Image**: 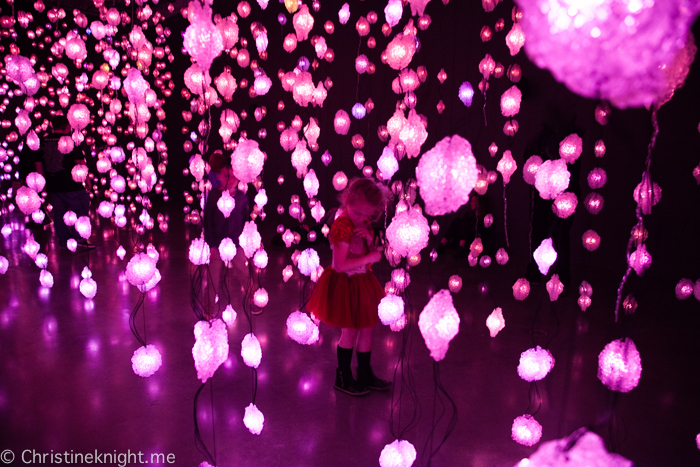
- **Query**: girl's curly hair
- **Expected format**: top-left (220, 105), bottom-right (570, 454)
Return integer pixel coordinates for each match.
top-left (339, 177), bottom-right (393, 221)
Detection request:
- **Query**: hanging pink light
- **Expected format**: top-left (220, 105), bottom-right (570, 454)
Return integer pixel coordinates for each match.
top-left (217, 190), bottom-right (236, 218)
top-left (189, 238), bottom-right (211, 266)
top-left (486, 307), bottom-right (505, 338)
top-left (75, 216), bottom-right (92, 240)
top-left (584, 192), bottom-right (604, 215)
top-left (598, 338), bottom-right (642, 393)
top-left (518, 0), bottom-right (700, 108)
top-left (552, 192), bottom-right (578, 219)
top-left (183, 0), bottom-right (224, 72)
top-left (399, 110), bottom-right (428, 158)
top-left (333, 172), bottom-right (348, 191)
top-left (291, 141), bottom-right (312, 177)
top-left (505, 22), bottom-right (525, 56)
top-left (232, 138), bottom-right (265, 183)
top-left (379, 439), bottom-right (416, 467)
top-left (241, 333), bottom-right (262, 368)
top-left (15, 186), bottom-right (41, 215)
top-left (448, 275), bottom-right (462, 293)
top-left (512, 278), bottom-right (530, 300)
top-left (385, 0), bottom-right (404, 27)
top-left (253, 288), bottom-right (269, 308)
top-left (546, 275), bottom-right (564, 301)
top-left (582, 230), bottom-right (601, 252)
top-left (391, 268), bottom-right (411, 292)
top-left (377, 147), bottom-right (399, 181)
top-left (628, 243), bottom-right (652, 276)
top-left (559, 134), bottom-right (583, 164)
top-left (39, 269), bottom-right (54, 288)
top-left (244, 403), bottom-right (265, 435)
top-left (523, 156), bottom-right (543, 185)
top-left (298, 248), bottom-right (320, 276)
top-left (0, 256), bottom-right (8, 274)
top-left (587, 168), bottom-right (607, 190)
top-left (80, 277), bottom-right (97, 299)
top-left (303, 170), bottom-right (320, 198)
top-left (416, 134), bottom-right (478, 216)
top-left (378, 294), bottom-right (405, 326)
top-left (496, 248), bottom-right (509, 265)
top-left (578, 294), bottom-right (592, 312)
top-left (497, 150), bottom-right (517, 184)
top-left (535, 159), bottom-right (570, 200)
top-left (192, 319), bottom-right (229, 383)
top-left (386, 208), bottom-right (430, 257)
top-left (518, 346), bottom-right (555, 382)
top-left (675, 278), bottom-right (695, 300)
top-left (385, 29), bottom-right (417, 70)
top-left (238, 221), bottom-right (262, 258)
top-left (521, 430), bottom-right (633, 466)
top-left (633, 173), bottom-right (662, 215)
top-left (418, 289), bottom-right (460, 361)
top-left (126, 253), bottom-right (157, 287)
top-left (132, 345), bottom-right (162, 378)
top-left (304, 118), bottom-right (321, 147)
top-left (286, 311), bottom-right (319, 345)
top-left (333, 110), bottom-right (351, 135)
top-left (500, 86), bottom-right (522, 117)
top-left (533, 238), bottom-right (557, 275)
top-left (293, 4), bottom-right (314, 41)
top-left (479, 54), bottom-right (496, 80)
top-left (512, 415), bottom-right (543, 447)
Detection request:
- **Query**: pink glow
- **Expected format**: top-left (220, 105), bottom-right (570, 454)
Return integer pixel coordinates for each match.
top-left (628, 244), bottom-right (652, 276)
top-left (298, 249), bottom-right (320, 276)
top-left (518, 346), bottom-right (555, 382)
top-left (379, 439), bottom-right (417, 467)
top-left (582, 230), bottom-right (601, 252)
top-left (512, 414), bottom-right (542, 446)
top-left (378, 294), bottom-right (405, 326)
top-left (522, 430), bottom-right (632, 466)
top-left (675, 278), bottom-right (694, 300)
top-left (192, 319), bottom-right (229, 383)
top-left (286, 311), bottom-right (318, 345)
top-left (546, 275), bottom-right (564, 302)
top-left (218, 238), bottom-right (237, 262)
top-left (578, 294), bottom-right (592, 312)
top-left (552, 192), bottom-right (577, 219)
top-left (512, 278), bottom-right (531, 301)
top-left (418, 289), bottom-right (460, 361)
top-left (188, 238), bottom-right (211, 266)
top-left (334, 110), bottom-right (350, 135)
top-left (241, 333), bottom-right (262, 368)
top-left (131, 344), bottom-right (162, 378)
top-left (598, 338), bottom-right (642, 393)
top-left (232, 138), bottom-right (264, 184)
top-left (239, 221), bottom-right (262, 258)
top-left (386, 208), bottom-right (430, 258)
top-left (486, 308), bottom-right (505, 338)
top-left (244, 403), bottom-right (265, 435)
top-left (500, 86), bottom-right (522, 117)
top-left (535, 159), bottom-right (570, 200)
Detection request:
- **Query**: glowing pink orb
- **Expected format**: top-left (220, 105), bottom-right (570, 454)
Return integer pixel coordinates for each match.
top-left (219, 238), bottom-right (237, 262)
top-left (303, 169), bottom-right (320, 198)
top-left (578, 294), bottom-right (592, 312)
top-left (217, 190), bottom-right (236, 218)
top-left (496, 248), bottom-right (509, 265)
top-left (193, 319), bottom-right (229, 383)
top-left (486, 307), bottom-right (505, 338)
top-left (239, 221), bottom-right (262, 258)
top-left (399, 109), bottom-right (428, 159)
top-left (497, 150), bottom-right (518, 184)
top-left (535, 159), bottom-right (570, 200)
top-left (241, 333), bottom-right (262, 368)
top-left (244, 403), bottom-right (265, 435)
top-left (377, 146), bottom-right (399, 181)
top-left (15, 186), bottom-right (41, 215)
top-left (546, 274), bottom-right (564, 302)
top-left (0, 256), bottom-right (8, 274)
top-left (512, 414), bottom-right (542, 446)
top-left (582, 230), bottom-right (601, 252)
top-left (416, 134), bottom-right (478, 216)
top-left (505, 22), bottom-right (525, 56)
top-left (232, 138), bottom-right (264, 184)
top-left (334, 110), bottom-right (351, 135)
top-left (253, 288), bottom-right (269, 308)
top-left (391, 268), bottom-right (411, 292)
top-left (39, 269), bottom-right (54, 288)
top-left (522, 430), bottom-right (632, 466)
top-left (183, 0), bottom-right (224, 71)
top-left (587, 168), bottom-right (607, 190)
top-left (378, 294), bottom-right (405, 326)
top-left (75, 216), bottom-right (92, 240)
top-left (131, 344), bottom-right (162, 378)
top-left (385, 30), bottom-right (416, 70)
top-left (552, 192), bottom-right (578, 219)
top-left (584, 192), bottom-right (604, 215)
top-left (222, 304), bottom-right (237, 326)
top-left (534, 238), bottom-right (557, 275)
top-left (675, 278), bottom-right (694, 300)
top-left (598, 338), bottom-right (642, 393)
top-left (189, 238), bottom-right (211, 266)
top-left (418, 289), bottom-right (460, 361)
top-left (26, 172), bottom-right (46, 193)
top-left (297, 248), bottom-right (319, 276)
top-left (448, 275), bottom-right (463, 293)
top-left (379, 439), bottom-right (417, 467)
top-left (286, 311), bottom-right (319, 345)
top-left (633, 173), bottom-right (662, 215)
top-left (80, 277), bottom-right (97, 299)
top-left (518, 346), bottom-right (555, 382)
top-left (67, 103), bottom-right (90, 131)
top-left (628, 244), bottom-right (652, 276)
top-left (387, 208), bottom-right (430, 257)
top-left (513, 278), bottom-right (531, 300)
top-left (126, 253), bottom-right (157, 286)
top-left (500, 86), bottom-right (522, 117)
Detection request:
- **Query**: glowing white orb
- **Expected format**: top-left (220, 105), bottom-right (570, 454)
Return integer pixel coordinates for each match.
top-left (189, 238), bottom-right (211, 266)
top-left (418, 289), bottom-right (460, 362)
top-left (512, 278), bottom-right (530, 300)
top-left (192, 319), bottom-right (229, 383)
top-left (131, 344), bottom-right (162, 378)
top-left (378, 294), bottom-right (405, 326)
top-left (533, 238), bottom-right (557, 276)
top-left (286, 311), bottom-right (318, 345)
top-left (379, 439), bottom-right (416, 467)
top-left (598, 338), bottom-right (642, 393)
top-left (535, 159), bottom-right (570, 200)
top-left (386, 208), bottom-right (430, 257)
top-left (512, 414), bottom-right (542, 447)
top-left (486, 307), bottom-right (505, 338)
top-left (241, 333), bottom-right (262, 368)
top-left (518, 346), bottom-right (555, 382)
top-left (298, 248), bottom-right (320, 276)
top-left (244, 403), bottom-right (265, 435)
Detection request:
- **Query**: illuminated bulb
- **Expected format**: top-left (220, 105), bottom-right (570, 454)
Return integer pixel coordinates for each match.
top-left (497, 150), bottom-right (517, 184)
top-left (486, 308), bottom-right (505, 337)
top-left (286, 311), bottom-right (318, 344)
top-left (598, 338), bottom-right (642, 393)
top-left (675, 278), bottom-right (694, 300)
top-left (239, 221), bottom-right (262, 258)
top-left (546, 275), bottom-right (564, 302)
top-left (418, 289), bottom-right (460, 361)
top-left (386, 208), bottom-right (430, 257)
top-left (633, 173), bottom-right (661, 215)
top-left (628, 244), bottom-right (652, 276)
top-left (518, 346), bottom-right (555, 382)
top-left (512, 278), bottom-right (530, 300)
top-left (535, 159), bottom-right (570, 200)
top-left (458, 82), bottom-right (474, 106)
top-left (217, 190), bottom-right (236, 218)
top-left (505, 23), bottom-right (525, 55)
top-left (253, 288), bottom-right (269, 308)
top-left (378, 294), bottom-right (405, 326)
top-left (131, 344), bottom-right (162, 378)
top-left (67, 239), bottom-right (78, 252)
top-left (333, 110), bottom-right (350, 135)
top-left (0, 256), bottom-right (8, 274)
top-left (594, 140), bottom-right (607, 158)
top-left (298, 248), bottom-right (320, 276)
top-left (496, 248), bottom-right (509, 265)
top-left (533, 238), bottom-right (557, 275)
top-left (523, 156), bottom-right (542, 185)
top-left (584, 192), bottom-right (604, 215)
top-left (578, 294), bottom-right (592, 312)
top-left (552, 192), bottom-right (577, 219)
top-left (391, 268), bottom-right (411, 292)
top-left (500, 86), bottom-right (522, 117)
top-left (379, 439), bottom-right (416, 467)
top-left (75, 216), bottom-right (92, 240)
top-left (582, 230), bottom-right (601, 252)
top-left (39, 269), bottom-right (54, 288)
top-left (80, 277), bottom-right (97, 299)
top-left (512, 415), bottom-right (542, 447)
top-left (448, 275), bottom-right (462, 293)
top-left (282, 265), bottom-right (294, 282)
top-left (559, 133), bottom-right (583, 164)
top-left (241, 333), bottom-right (262, 368)
top-left (244, 403), bottom-right (265, 435)
top-left (252, 249), bottom-right (268, 269)
top-left (192, 319), bottom-right (229, 383)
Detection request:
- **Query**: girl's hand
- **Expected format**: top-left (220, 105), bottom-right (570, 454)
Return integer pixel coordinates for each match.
top-left (354, 226), bottom-right (373, 243)
top-left (366, 251), bottom-right (382, 264)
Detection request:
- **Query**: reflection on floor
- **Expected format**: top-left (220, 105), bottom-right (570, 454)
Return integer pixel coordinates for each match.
top-left (1, 210), bottom-right (699, 467)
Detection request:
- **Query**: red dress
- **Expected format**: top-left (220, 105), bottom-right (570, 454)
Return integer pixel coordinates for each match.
top-left (306, 216), bottom-right (385, 329)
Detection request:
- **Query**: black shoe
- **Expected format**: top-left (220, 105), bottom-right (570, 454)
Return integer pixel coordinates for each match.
top-left (76, 241), bottom-right (96, 250)
top-left (357, 367), bottom-right (392, 391)
top-left (334, 368), bottom-right (369, 396)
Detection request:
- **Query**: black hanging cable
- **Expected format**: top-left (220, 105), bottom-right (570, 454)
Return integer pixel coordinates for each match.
top-left (193, 381), bottom-right (216, 467)
top-left (424, 361), bottom-right (458, 467)
top-left (129, 292), bottom-right (147, 347)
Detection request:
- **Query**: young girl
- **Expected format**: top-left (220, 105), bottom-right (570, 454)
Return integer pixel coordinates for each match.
top-left (306, 178), bottom-right (392, 396)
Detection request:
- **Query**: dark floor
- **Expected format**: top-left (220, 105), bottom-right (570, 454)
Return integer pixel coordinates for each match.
top-left (1, 210), bottom-right (699, 467)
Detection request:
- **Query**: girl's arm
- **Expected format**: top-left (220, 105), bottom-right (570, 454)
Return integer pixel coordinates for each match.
top-left (332, 241), bottom-right (381, 273)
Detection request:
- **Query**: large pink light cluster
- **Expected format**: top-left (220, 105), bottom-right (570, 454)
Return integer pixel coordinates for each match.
top-left (192, 319), bottom-right (229, 384)
top-left (416, 135), bottom-right (478, 216)
top-left (418, 289), bottom-right (460, 361)
top-left (232, 138), bottom-right (265, 184)
top-left (518, 346), bottom-right (555, 382)
top-left (521, 430), bottom-right (633, 466)
top-left (183, 0), bottom-right (224, 72)
top-left (535, 159), bottom-right (570, 200)
top-left (386, 207), bottom-right (430, 257)
top-left (126, 253), bottom-right (157, 287)
top-left (518, 0), bottom-right (700, 108)
top-left (598, 338), bottom-right (642, 392)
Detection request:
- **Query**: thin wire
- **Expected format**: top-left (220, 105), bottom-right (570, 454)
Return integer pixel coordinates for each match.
top-left (193, 381), bottom-right (216, 466)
